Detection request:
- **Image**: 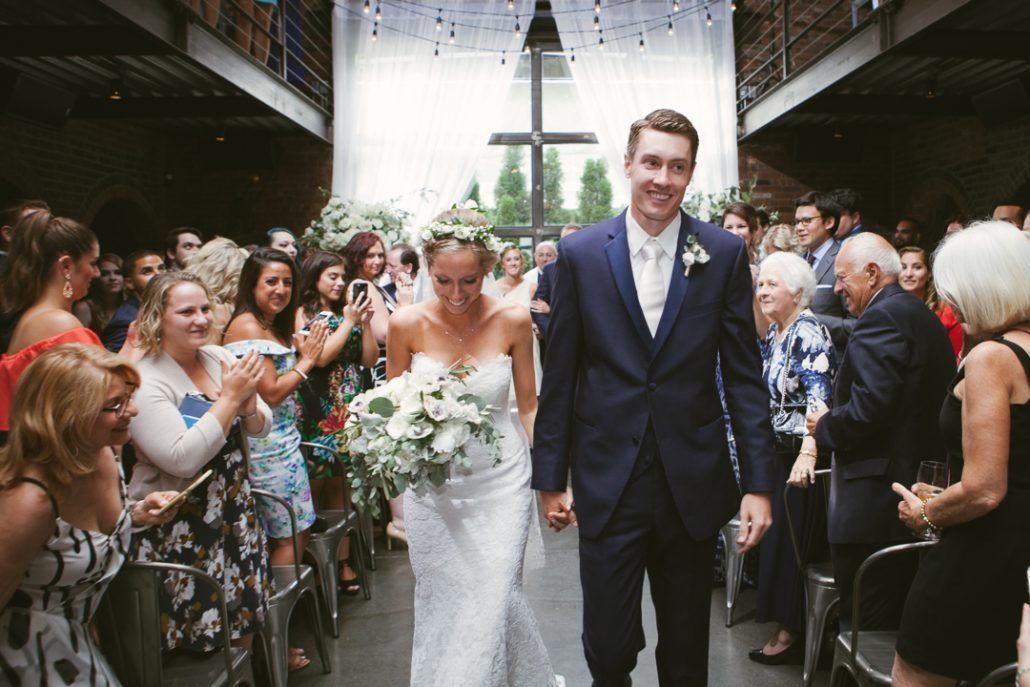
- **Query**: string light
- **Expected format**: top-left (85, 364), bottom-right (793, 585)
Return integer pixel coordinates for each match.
top-left (449, 22), bottom-right (455, 43)
top-left (706, 7), bottom-right (713, 26)
top-left (514, 16), bottom-right (521, 37)
top-left (507, 0), bottom-right (514, 9)
top-left (730, 1), bottom-right (737, 10)
top-left (673, 0), bottom-right (680, 11)
top-left (598, 31), bottom-right (604, 49)
top-left (436, 9), bottom-right (443, 31)
top-left (434, 41), bottom-right (439, 59)
top-left (638, 33), bottom-right (645, 51)
top-left (667, 16), bottom-right (674, 34)
top-left (594, 0), bottom-right (601, 13)
top-left (570, 47), bottom-right (575, 62)
top-left (593, 15), bottom-right (600, 30)
top-left (523, 43), bottom-right (530, 53)
top-left (363, 0), bottom-right (370, 13)
top-left (371, 21), bottom-right (378, 41)
top-left (501, 50), bottom-right (506, 65)
top-left (375, 4), bottom-right (381, 20)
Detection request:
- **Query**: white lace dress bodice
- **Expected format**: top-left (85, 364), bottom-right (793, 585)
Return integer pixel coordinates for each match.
top-left (405, 353), bottom-right (556, 687)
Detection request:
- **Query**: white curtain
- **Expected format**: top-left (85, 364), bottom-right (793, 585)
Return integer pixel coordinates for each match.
top-left (548, 0), bottom-right (739, 195)
top-left (332, 0), bottom-right (534, 230)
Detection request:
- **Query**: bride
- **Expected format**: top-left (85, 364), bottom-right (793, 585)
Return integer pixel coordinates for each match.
top-left (386, 206), bottom-right (558, 687)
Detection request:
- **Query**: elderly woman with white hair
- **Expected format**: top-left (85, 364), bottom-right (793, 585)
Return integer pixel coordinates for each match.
top-left (891, 221), bottom-right (1030, 686)
top-left (748, 251), bottom-right (838, 665)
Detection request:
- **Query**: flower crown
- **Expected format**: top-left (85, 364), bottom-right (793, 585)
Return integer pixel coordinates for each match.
top-left (417, 200), bottom-right (504, 253)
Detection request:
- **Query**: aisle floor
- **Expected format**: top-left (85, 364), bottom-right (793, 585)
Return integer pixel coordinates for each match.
top-left (292, 526), bottom-right (832, 687)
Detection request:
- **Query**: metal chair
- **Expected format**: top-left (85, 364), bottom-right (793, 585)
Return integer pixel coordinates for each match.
top-left (830, 540), bottom-right (938, 687)
top-left (299, 442), bottom-right (372, 637)
top-left (785, 468), bottom-right (838, 687)
top-left (720, 514), bottom-right (747, 627)
top-left (95, 560), bottom-right (256, 687)
top-left (973, 662), bottom-right (1018, 687)
top-left (252, 489), bottom-right (331, 686)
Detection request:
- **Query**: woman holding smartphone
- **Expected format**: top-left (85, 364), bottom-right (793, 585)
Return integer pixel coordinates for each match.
top-left (0, 344), bottom-right (177, 683)
top-left (128, 272), bottom-right (276, 656)
top-left (223, 249), bottom-right (327, 572)
top-left (296, 251), bottom-right (376, 594)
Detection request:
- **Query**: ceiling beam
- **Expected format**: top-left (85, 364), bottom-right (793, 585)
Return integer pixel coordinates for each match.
top-left (0, 26), bottom-right (173, 57)
top-left (71, 95), bottom-right (270, 118)
top-left (895, 30), bottom-right (1030, 61)
top-left (797, 93), bottom-right (976, 116)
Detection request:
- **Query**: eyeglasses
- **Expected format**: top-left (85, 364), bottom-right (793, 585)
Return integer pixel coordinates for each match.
top-left (833, 270), bottom-right (860, 284)
top-left (795, 215), bottom-right (824, 227)
top-left (101, 385), bottom-right (138, 418)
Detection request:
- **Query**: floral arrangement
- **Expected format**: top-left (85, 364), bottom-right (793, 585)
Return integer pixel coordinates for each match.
top-left (681, 177), bottom-right (780, 225)
top-left (301, 196), bottom-right (411, 252)
top-left (337, 360), bottom-right (502, 516)
top-left (416, 200), bottom-right (505, 253)
top-left (681, 234), bottom-right (711, 276)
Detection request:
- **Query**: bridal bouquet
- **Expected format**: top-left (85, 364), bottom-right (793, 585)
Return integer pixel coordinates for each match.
top-left (337, 362), bottom-right (502, 516)
top-left (301, 196), bottom-right (410, 252)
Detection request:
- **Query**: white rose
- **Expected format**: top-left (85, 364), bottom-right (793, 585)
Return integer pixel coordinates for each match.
top-left (682, 252), bottom-right (696, 268)
top-left (424, 397), bottom-right (448, 421)
top-left (431, 423), bottom-right (461, 453)
top-left (453, 226), bottom-right (472, 241)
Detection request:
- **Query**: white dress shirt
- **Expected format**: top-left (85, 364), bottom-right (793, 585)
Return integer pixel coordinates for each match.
top-left (626, 211), bottom-right (682, 306)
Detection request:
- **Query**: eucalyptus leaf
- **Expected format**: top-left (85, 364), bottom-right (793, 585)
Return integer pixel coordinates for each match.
top-left (368, 397), bottom-right (395, 417)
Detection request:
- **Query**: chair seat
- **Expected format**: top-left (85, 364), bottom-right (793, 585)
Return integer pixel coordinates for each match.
top-left (805, 561), bottom-right (836, 586)
top-left (835, 630), bottom-right (896, 685)
top-left (163, 646), bottom-right (252, 687)
top-left (270, 563), bottom-right (316, 600)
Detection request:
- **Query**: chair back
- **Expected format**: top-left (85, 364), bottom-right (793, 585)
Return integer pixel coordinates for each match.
top-left (252, 488), bottom-right (303, 581)
top-left (974, 662), bottom-right (1018, 687)
top-left (95, 561), bottom-right (238, 686)
top-left (783, 468), bottom-right (831, 569)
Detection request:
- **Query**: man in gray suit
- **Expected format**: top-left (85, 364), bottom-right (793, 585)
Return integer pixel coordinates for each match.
top-left (795, 191), bottom-right (852, 352)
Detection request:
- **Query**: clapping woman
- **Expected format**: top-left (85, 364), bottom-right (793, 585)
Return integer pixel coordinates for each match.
top-left (128, 272), bottom-right (274, 655)
top-left (749, 251), bottom-right (837, 665)
top-left (0, 344), bottom-right (177, 682)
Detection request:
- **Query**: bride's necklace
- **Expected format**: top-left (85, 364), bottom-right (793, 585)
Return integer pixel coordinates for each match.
top-left (440, 301), bottom-right (482, 344)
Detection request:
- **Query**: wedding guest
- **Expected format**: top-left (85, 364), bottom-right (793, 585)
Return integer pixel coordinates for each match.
top-left (992, 200), bottom-right (1026, 229)
top-left (128, 272), bottom-right (276, 657)
top-left (267, 227), bottom-right (298, 260)
top-left (234, 0), bottom-right (275, 63)
top-left (224, 248), bottom-right (327, 567)
top-left (891, 221), bottom-right (1030, 685)
top-left (497, 245), bottom-right (542, 393)
top-left (184, 237), bottom-right (250, 344)
top-left (898, 247), bottom-right (963, 358)
top-left (296, 250), bottom-right (376, 595)
top-left (0, 212), bottom-right (100, 434)
top-left (164, 227), bottom-right (203, 270)
top-left (0, 344), bottom-right (177, 683)
top-left (807, 233), bottom-right (955, 630)
top-left (383, 242), bottom-right (418, 307)
top-left (101, 250), bottom-right (166, 353)
top-left (531, 223), bottom-right (582, 345)
top-left (760, 223), bottom-right (803, 258)
top-left (722, 201), bottom-right (760, 265)
top-left (795, 191), bottom-right (852, 353)
top-left (829, 188), bottom-right (866, 241)
top-left (749, 252), bottom-right (836, 665)
top-left (892, 217), bottom-right (922, 249)
top-left (944, 213), bottom-right (967, 236)
top-left (74, 253), bottom-right (125, 336)
top-left (0, 199), bottom-right (50, 278)
top-left (525, 240), bottom-right (557, 284)
top-left (755, 208), bottom-right (771, 248)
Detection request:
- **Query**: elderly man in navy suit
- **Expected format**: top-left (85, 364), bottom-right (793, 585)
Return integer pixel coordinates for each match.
top-left (533, 109), bottom-right (776, 687)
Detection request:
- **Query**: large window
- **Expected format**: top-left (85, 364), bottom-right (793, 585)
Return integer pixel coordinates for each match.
top-left (469, 48), bottom-right (625, 247)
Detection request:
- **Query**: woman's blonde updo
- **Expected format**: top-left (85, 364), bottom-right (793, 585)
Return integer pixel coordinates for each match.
top-left (421, 208), bottom-right (499, 273)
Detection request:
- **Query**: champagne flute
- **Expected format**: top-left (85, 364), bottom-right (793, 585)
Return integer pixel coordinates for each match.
top-left (914, 460), bottom-right (949, 540)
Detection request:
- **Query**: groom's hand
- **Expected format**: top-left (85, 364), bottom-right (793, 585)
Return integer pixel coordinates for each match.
top-left (736, 492), bottom-right (772, 554)
top-left (539, 490), bottom-right (577, 532)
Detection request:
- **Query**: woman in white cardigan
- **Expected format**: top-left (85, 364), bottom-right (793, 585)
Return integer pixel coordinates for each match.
top-left (127, 272), bottom-right (277, 658)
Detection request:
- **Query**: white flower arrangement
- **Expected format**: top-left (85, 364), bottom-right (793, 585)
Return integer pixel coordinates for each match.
top-left (417, 199), bottom-right (505, 254)
top-left (681, 234), bottom-right (711, 276)
top-left (301, 196), bottom-right (411, 252)
top-left (338, 361), bottom-right (502, 516)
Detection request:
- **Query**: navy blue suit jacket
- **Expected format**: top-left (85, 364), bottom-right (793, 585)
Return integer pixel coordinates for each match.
top-left (532, 210), bottom-right (777, 540)
top-left (531, 260), bottom-right (556, 339)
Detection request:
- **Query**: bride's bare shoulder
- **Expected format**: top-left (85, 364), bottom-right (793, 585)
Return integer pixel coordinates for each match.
top-left (389, 300), bottom-right (434, 332)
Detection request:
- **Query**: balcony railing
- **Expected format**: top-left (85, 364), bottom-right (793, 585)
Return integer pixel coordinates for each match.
top-left (735, 0), bottom-right (878, 113)
top-left (178, 0), bottom-right (333, 112)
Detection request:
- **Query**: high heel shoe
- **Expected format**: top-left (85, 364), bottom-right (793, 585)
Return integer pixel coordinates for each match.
top-left (386, 521), bottom-right (407, 549)
top-left (338, 559), bottom-right (363, 597)
top-left (747, 642), bottom-right (804, 666)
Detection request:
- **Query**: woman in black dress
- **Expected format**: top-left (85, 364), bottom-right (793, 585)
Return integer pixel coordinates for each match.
top-left (892, 221), bottom-right (1030, 685)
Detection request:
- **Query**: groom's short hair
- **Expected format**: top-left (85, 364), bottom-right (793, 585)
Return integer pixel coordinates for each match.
top-left (626, 109), bottom-right (699, 166)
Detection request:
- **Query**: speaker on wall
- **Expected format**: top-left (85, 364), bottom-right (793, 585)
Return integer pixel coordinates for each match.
top-left (0, 69), bottom-right (75, 128)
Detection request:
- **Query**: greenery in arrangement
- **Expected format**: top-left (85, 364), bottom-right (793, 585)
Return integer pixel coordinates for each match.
top-left (301, 195), bottom-right (411, 252)
top-left (577, 158), bottom-right (614, 225)
top-left (681, 178), bottom-right (780, 225)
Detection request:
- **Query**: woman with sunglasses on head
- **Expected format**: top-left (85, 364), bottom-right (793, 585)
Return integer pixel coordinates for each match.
top-left (0, 344), bottom-right (177, 683)
top-left (128, 271), bottom-right (276, 658)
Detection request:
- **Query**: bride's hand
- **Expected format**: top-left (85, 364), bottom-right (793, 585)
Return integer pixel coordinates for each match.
top-left (539, 489), bottom-right (576, 531)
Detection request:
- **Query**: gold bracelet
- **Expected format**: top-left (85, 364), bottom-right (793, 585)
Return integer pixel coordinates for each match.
top-left (919, 500), bottom-right (940, 532)
top-left (798, 450), bottom-right (818, 459)
top-left (291, 368), bottom-right (309, 381)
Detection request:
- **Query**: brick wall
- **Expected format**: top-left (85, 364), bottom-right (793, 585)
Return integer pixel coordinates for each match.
top-left (0, 113), bottom-right (331, 256)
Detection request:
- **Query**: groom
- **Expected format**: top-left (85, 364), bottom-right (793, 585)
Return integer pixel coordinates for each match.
top-left (533, 109), bottom-right (776, 686)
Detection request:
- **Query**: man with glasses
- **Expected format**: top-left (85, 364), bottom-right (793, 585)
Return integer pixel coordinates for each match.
top-left (795, 191), bottom-right (852, 352)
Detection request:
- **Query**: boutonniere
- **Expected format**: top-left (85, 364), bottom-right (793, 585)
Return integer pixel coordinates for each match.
top-left (681, 235), bottom-right (710, 276)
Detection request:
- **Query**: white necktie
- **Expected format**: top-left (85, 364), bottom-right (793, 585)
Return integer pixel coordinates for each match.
top-left (639, 239), bottom-right (665, 336)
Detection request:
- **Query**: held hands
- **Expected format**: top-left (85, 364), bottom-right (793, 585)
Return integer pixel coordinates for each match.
top-left (131, 490), bottom-right (180, 527)
top-left (736, 493), bottom-right (772, 554)
top-left (891, 482), bottom-right (932, 534)
top-left (539, 489), bottom-right (577, 532)
top-left (294, 320), bottom-right (328, 361)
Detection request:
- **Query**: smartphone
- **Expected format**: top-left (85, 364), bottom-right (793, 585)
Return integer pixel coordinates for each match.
top-left (352, 282), bottom-right (369, 302)
top-left (155, 469), bottom-right (215, 516)
top-left (300, 310), bottom-right (333, 334)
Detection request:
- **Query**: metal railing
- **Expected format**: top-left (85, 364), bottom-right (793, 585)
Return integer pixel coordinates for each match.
top-left (178, 0), bottom-right (333, 112)
top-left (734, 0), bottom-right (880, 113)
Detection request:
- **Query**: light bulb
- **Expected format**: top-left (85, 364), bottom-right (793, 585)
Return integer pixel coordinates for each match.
top-left (371, 22), bottom-right (378, 41)
top-left (594, 0), bottom-right (601, 13)
top-left (375, 4), bottom-right (381, 20)
top-left (515, 17), bottom-right (521, 36)
top-left (507, 0), bottom-right (514, 9)
top-left (731, 1), bottom-right (737, 10)
top-left (706, 8), bottom-right (713, 26)
top-left (598, 35), bottom-right (604, 49)
top-left (436, 11), bottom-right (443, 31)
top-left (673, 0), bottom-right (680, 11)
top-left (449, 24), bottom-right (455, 43)
top-left (501, 52), bottom-right (507, 65)
top-left (363, 0), bottom-right (369, 13)
top-left (639, 35), bottom-right (645, 51)
top-left (667, 17), bottom-right (674, 35)
top-left (570, 48), bottom-right (575, 62)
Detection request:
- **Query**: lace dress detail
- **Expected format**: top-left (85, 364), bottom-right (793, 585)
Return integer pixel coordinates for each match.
top-left (405, 354), bottom-right (556, 687)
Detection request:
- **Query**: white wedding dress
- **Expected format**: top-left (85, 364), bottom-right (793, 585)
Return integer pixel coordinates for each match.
top-left (405, 353), bottom-right (557, 687)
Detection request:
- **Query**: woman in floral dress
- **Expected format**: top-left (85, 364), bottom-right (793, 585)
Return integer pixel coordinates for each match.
top-left (295, 250), bottom-right (376, 593)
